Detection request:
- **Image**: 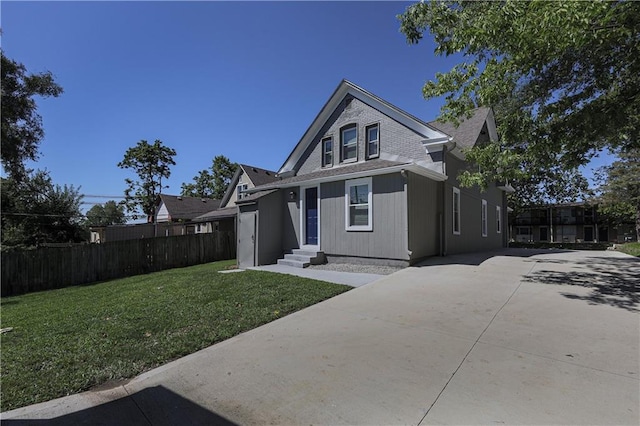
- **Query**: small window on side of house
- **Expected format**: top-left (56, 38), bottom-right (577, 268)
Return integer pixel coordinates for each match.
top-left (481, 199), bottom-right (488, 237)
top-left (366, 124), bottom-right (379, 159)
top-left (341, 125), bottom-right (357, 163)
top-left (322, 137), bottom-right (333, 167)
top-left (237, 183), bottom-right (248, 200)
top-left (453, 187), bottom-right (461, 235)
top-left (496, 205), bottom-right (502, 234)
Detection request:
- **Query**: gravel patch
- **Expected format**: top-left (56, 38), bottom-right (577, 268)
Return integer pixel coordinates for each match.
top-left (308, 263), bottom-right (404, 276)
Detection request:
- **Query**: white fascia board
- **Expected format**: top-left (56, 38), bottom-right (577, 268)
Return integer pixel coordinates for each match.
top-left (278, 81), bottom-right (450, 175)
top-left (220, 167), bottom-right (244, 208)
top-left (422, 137), bottom-right (452, 147)
top-left (498, 184), bottom-right (515, 193)
top-left (486, 109), bottom-right (499, 142)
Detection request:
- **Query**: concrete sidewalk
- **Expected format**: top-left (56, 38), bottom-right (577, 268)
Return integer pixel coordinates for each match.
top-left (247, 264), bottom-right (384, 287)
top-left (2, 249), bottom-right (638, 425)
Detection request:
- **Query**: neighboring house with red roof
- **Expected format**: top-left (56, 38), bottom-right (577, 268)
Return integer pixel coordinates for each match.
top-left (235, 80), bottom-right (512, 268)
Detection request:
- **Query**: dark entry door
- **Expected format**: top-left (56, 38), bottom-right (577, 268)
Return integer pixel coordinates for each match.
top-left (584, 226), bottom-right (594, 242)
top-left (305, 187), bottom-right (318, 245)
top-left (539, 227), bottom-right (548, 241)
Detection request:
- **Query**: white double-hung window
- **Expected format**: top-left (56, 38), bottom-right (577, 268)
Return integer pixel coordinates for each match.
top-left (345, 177), bottom-right (372, 231)
top-left (322, 137), bottom-right (333, 167)
top-left (341, 125), bottom-right (357, 162)
top-left (366, 124), bottom-right (379, 159)
top-left (237, 183), bottom-right (248, 200)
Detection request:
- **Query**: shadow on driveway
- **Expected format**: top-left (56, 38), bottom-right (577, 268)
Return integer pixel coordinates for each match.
top-left (523, 255), bottom-right (640, 312)
top-left (1, 386), bottom-right (237, 426)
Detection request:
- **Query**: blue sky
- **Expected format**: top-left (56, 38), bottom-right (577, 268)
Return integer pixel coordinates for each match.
top-left (2, 1), bottom-right (609, 215)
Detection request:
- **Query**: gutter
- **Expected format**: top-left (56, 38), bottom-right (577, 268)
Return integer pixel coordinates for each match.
top-left (246, 163), bottom-right (448, 194)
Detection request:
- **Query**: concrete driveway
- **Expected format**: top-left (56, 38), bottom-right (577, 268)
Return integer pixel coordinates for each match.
top-left (2, 249), bottom-right (638, 425)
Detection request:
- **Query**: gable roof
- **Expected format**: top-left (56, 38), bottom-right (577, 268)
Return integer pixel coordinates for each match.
top-left (193, 206), bottom-right (238, 222)
top-left (157, 194), bottom-right (221, 221)
top-left (240, 164), bottom-right (279, 187)
top-left (277, 79), bottom-right (450, 176)
top-left (219, 163), bottom-right (279, 207)
top-left (428, 107), bottom-right (493, 149)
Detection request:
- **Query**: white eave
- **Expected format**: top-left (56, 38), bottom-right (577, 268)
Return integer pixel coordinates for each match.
top-left (250, 163), bottom-right (447, 193)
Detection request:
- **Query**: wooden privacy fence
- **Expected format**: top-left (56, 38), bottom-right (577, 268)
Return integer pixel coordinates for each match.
top-left (1, 231), bottom-right (236, 297)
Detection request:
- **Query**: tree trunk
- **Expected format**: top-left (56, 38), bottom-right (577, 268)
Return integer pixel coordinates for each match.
top-left (636, 203), bottom-right (640, 242)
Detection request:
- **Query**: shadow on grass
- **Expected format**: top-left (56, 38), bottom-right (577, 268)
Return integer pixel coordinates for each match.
top-left (524, 255), bottom-right (640, 312)
top-left (1, 385), bottom-right (238, 426)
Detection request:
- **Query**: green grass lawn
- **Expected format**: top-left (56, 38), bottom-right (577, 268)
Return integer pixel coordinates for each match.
top-left (617, 242), bottom-right (640, 257)
top-left (0, 260), bottom-right (351, 411)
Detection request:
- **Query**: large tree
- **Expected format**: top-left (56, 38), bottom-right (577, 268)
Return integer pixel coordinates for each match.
top-left (1, 51), bottom-right (63, 181)
top-left (1, 171), bottom-right (86, 249)
top-left (596, 148), bottom-right (640, 241)
top-left (399, 1), bottom-right (639, 202)
top-left (118, 139), bottom-right (177, 222)
top-left (84, 200), bottom-right (127, 227)
top-left (181, 155), bottom-right (238, 199)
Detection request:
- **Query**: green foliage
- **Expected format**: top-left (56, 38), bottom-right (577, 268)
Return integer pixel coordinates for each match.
top-left (1, 171), bottom-right (86, 249)
top-left (616, 242), bottom-right (640, 257)
top-left (399, 1), bottom-right (640, 202)
top-left (180, 169), bottom-right (215, 198)
top-left (84, 200), bottom-right (127, 226)
top-left (1, 51), bottom-right (63, 181)
top-left (181, 155), bottom-right (238, 199)
top-left (117, 139), bottom-right (177, 222)
top-left (0, 260), bottom-right (350, 410)
top-left (596, 148), bottom-right (640, 241)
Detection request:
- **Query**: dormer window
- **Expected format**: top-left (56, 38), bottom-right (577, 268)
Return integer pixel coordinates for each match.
top-left (322, 137), bottom-right (333, 167)
top-left (366, 124), bottom-right (379, 159)
top-left (341, 125), bottom-right (357, 163)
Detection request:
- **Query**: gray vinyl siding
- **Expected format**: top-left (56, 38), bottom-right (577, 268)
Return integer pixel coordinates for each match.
top-left (444, 153), bottom-right (506, 254)
top-left (256, 191), bottom-right (284, 265)
top-left (282, 188), bottom-right (300, 253)
top-left (319, 174), bottom-right (408, 261)
top-left (295, 97), bottom-right (432, 176)
top-left (407, 172), bottom-right (442, 261)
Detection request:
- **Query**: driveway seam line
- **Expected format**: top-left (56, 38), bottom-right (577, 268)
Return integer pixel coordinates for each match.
top-left (417, 261), bottom-right (538, 425)
top-left (472, 341), bottom-right (640, 381)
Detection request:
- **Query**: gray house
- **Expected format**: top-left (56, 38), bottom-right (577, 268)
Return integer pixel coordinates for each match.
top-left (236, 80), bottom-right (512, 268)
top-left (192, 164), bottom-right (278, 233)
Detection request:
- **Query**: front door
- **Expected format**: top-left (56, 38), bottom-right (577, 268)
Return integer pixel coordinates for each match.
top-left (304, 187), bottom-right (318, 246)
top-left (539, 226), bottom-right (548, 242)
top-left (238, 211), bottom-right (256, 268)
top-left (584, 226), bottom-right (594, 242)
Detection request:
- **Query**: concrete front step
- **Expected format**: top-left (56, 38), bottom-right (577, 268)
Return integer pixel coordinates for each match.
top-left (276, 250), bottom-right (326, 268)
top-left (284, 254), bottom-right (313, 263)
top-left (277, 259), bottom-right (310, 268)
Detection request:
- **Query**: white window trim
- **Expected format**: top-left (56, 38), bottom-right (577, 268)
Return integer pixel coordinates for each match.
top-left (452, 187), bottom-right (461, 235)
top-left (496, 205), bottom-right (502, 234)
top-left (345, 177), bottom-right (372, 231)
top-left (341, 125), bottom-right (358, 163)
top-left (322, 137), bottom-right (333, 168)
top-left (481, 199), bottom-right (488, 237)
top-left (366, 123), bottom-right (380, 159)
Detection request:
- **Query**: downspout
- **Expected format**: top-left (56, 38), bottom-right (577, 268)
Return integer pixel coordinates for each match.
top-left (440, 145), bottom-right (448, 256)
